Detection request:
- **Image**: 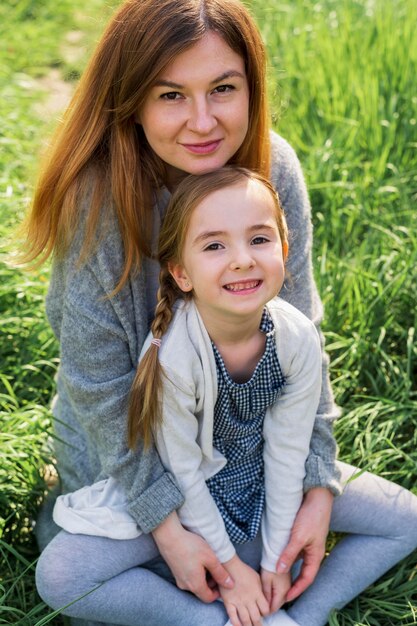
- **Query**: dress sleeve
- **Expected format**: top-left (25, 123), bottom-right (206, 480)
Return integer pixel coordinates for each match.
top-left (261, 315), bottom-right (322, 571)
top-left (270, 132), bottom-right (341, 495)
top-left (52, 254), bottom-right (184, 534)
top-left (155, 367), bottom-right (236, 564)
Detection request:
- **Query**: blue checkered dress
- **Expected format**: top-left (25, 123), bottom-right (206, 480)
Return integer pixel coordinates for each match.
top-left (206, 308), bottom-right (286, 544)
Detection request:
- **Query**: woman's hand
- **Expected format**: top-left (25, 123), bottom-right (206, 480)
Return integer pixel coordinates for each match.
top-left (260, 568), bottom-right (291, 614)
top-left (277, 487), bottom-right (334, 602)
top-left (152, 512), bottom-right (234, 602)
top-left (220, 555), bottom-right (269, 626)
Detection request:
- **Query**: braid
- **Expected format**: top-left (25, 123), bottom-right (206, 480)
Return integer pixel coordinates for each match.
top-left (127, 266), bottom-right (181, 449)
top-left (150, 268), bottom-right (179, 340)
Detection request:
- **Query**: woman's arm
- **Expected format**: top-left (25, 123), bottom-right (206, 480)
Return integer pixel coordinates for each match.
top-left (270, 132), bottom-right (341, 596)
top-left (152, 511), bottom-right (234, 602)
top-left (270, 132), bottom-right (341, 494)
top-left (53, 255), bottom-right (184, 532)
top-left (277, 487), bottom-right (334, 602)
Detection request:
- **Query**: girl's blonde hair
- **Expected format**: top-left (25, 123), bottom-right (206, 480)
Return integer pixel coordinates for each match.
top-left (128, 166), bottom-right (288, 448)
top-left (21, 0), bottom-right (271, 292)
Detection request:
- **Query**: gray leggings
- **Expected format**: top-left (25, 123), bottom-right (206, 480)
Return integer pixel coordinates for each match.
top-left (35, 463), bottom-right (417, 626)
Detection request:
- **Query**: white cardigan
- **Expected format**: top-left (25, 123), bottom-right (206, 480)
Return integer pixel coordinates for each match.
top-left (54, 297), bottom-right (321, 572)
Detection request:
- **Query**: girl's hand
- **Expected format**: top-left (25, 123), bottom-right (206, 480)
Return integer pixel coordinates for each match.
top-left (260, 568), bottom-right (291, 614)
top-left (152, 512), bottom-right (234, 602)
top-left (220, 555), bottom-right (269, 626)
top-left (276, 487), bottom-right (333, 602)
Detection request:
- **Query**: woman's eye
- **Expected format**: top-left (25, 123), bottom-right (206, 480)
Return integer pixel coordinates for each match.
top-left (160, 91), bottom-right (182, 100)
top-left (213, 84), bottom-right (235, 94)
top-left (251, 236), bottom-right (269, 245)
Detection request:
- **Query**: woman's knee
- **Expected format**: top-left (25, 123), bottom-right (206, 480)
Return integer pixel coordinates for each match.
top-left (333, 462), bottom-right (417, 545)
top-left (35, 531), bottom-right (98, 612)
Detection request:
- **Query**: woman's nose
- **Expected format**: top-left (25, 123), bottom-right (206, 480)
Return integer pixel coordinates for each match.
top-left (187, 98), bottom-right (217, 134)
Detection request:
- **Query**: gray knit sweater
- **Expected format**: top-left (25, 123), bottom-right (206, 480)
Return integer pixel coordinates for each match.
top-left (36, 131), bottom-right (341, 550)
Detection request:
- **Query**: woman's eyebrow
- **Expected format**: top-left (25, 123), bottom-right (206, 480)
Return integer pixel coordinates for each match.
top-left (153, 70), bottom-right (245, 90)
top-left (210, 70), bottom-right (245, 84)
top-left (153, 79), bottom-right (183, 89)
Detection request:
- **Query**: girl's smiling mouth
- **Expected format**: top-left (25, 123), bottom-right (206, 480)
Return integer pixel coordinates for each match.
top-left (223, 280), bottom-right (261, 292)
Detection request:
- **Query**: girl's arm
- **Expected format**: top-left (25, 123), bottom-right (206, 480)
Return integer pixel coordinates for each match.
top-left (261, 304), bottom-right (322, 572)
top-left (260, 302), bottom-right (322, 610)
top-left (154, 367), bottom-right (236, 563)
top-left (155, 366), bottom-right (271, 620)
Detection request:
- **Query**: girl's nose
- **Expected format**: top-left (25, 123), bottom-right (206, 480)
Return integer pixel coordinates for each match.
top-left (229, 250), bottom-right (255, 271)
top-left (187, 98), bottom-right (217, 134)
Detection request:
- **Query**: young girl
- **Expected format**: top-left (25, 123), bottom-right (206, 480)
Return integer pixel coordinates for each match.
top-left (52, 166), bottom-right (321, 626)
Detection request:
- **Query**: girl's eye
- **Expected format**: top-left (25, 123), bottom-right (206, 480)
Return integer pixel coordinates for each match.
top-left (213, 84), bottom-right (235, 94)
top-left (160, 91), bottom-right (182, 100)
top-left (204, 242), bottom-right (224, 251)
top-left (251, 236), bottom-right (269, 245)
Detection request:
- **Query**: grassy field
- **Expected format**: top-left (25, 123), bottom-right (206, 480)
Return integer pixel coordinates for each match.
top-left (1, 0), bottom-right (416, 623)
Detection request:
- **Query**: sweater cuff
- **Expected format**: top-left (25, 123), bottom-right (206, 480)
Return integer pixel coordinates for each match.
top-left (127, 472), bottom-right (184, 533)
top-left (303, 453), bottom-right (342, 497)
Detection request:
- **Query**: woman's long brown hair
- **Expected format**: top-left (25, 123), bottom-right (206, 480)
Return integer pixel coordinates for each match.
top-left (128, 166), bottom-right (288, 448)
top-left (20, 0), bottom-right (271, 293)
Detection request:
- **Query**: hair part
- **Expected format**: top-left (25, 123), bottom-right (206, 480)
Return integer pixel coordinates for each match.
top-left (128, 166), bottom-right (287, 448)
top-left (19, 0), bottom-right (270, 291)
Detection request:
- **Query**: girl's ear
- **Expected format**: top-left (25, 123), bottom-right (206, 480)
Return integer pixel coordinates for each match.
top-left (168, 262), bottom-right (193, 292)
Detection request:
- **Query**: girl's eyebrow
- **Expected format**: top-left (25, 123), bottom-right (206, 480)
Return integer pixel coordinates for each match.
top-left (192, 224), bottom-right (276, 246)
top-left (249, 224), bottom-right (276, 233)
top-left (192, 230), bottom-right (225, 245)
top-left (153, 70), bottom-right (245, 90)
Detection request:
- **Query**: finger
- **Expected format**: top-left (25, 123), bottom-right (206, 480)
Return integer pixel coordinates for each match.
top-left (286, 560), bottom-right (319, 602)
top-left (226, 604), bottom-right (242, 626)
top-left (270, 586), bottom-right (283, 614)
top-left (236, 604), bottom-right (250, 626)
top-left (276, 540), bottom-right (303, 574)
top-left (248, 606), bottom-right (263, 626)
top-left (206, 575), bottom-right (218, 590)
top-left (257, 594), bottom-right (270, 616)
top-left (262, 581), bottom-right (272, 607)
top-left (207, 559), bottom-right (234, 589)
top-left (189, 578), bottom-right (220, 603)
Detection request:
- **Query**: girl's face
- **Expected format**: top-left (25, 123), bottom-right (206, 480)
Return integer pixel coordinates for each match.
top-left (139, 32), bottom-right (250, 185)
top-left (170, 179), bottom-right (288, 327)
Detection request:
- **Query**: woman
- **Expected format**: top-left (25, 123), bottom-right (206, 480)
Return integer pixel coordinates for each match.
top-left (29, 1), bottom-right (417, 624)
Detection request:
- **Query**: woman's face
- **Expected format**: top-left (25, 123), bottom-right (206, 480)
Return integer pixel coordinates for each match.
top-left (139, 32), bottom-right (250, 185)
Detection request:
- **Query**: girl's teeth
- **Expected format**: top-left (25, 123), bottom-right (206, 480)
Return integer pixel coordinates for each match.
top-left (226, 281), bottom-right (259, 291)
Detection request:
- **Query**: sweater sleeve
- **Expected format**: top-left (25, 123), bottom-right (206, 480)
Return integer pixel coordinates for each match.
top-left (155, 367), bottom-right (236, 564)
top-left (48, 226), bottom-right (184, 534)
top-left (270, 132), bottom-right (341, 495)
top-left (261, 309), bottom-right (322, 571)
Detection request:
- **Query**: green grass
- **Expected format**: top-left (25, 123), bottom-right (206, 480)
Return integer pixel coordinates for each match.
top-left (1, 0), bottom-right (417, 623)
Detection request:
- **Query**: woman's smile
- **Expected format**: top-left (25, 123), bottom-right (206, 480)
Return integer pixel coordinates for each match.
top-left (180, 139), bottom-right (223, 155)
